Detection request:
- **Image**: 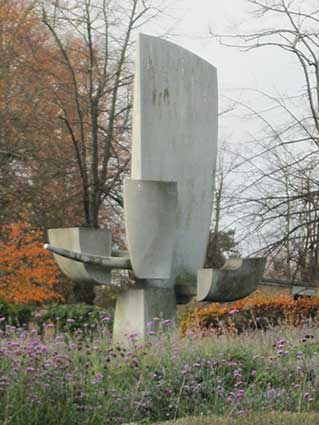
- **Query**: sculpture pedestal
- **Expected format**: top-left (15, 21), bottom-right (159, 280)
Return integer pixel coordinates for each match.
top-left (113, 287), bottom-right (177, 345)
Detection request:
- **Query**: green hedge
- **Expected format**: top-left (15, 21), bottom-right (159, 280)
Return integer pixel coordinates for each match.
top-left (0, 299), bottom-right (113, 334)
top-left (0, 298), bottom-right (34, 327)
top-left (37, 303), bottom-right (113, 334)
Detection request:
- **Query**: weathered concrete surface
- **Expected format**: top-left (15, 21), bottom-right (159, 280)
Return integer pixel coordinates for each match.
top-left (197, 257), bottom-right (266, 302)
top-left (44, 244), bottom-right (131, 270)
top-left (48, 227), bottom-right (112, 285)
top-left (113, 287), bottom-right (177, 345)
top-left (124, 179), bottom-right (177, 279)
top-left (131, 34), bottom-right (218, 287)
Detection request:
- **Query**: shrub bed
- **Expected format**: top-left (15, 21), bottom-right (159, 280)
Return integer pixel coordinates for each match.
top-left (180, 292), bottom-right (319, 335)
top-left (36, 303), bottom-right (113, 335)
top-left (0, 300), bottom-right (113, 336)
top-left (0, 298), bottom-right (34, 327)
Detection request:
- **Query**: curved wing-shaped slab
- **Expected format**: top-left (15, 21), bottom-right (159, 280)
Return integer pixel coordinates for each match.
top-left (48, 227), bottom-right (112, 285)
top-left (44, 244), bottom-right (131, 270)
top-left (197, 257), bottom-right (266, 302)
top-left (124, 179), bottom-right (177, 279)
top-left (132, 34), bottom-right (218, 287)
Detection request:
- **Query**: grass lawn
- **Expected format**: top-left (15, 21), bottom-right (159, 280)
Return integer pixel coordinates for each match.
top-left (158, 412), bottom-right (319, 424)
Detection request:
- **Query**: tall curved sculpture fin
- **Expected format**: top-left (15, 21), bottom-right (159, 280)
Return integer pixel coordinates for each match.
top-left (130, 33), bottom-right (218, 287)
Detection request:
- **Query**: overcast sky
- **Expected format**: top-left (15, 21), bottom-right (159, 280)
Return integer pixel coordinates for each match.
top-left (168, 1), bottom-right (300, 93)
top-left (141, 0), bottom-right (307, 251)
top-left (142, 0), bottom-right (302, 119)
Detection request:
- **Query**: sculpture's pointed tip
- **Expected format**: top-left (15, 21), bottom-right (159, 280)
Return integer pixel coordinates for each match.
top-left (43, 243), bottom-right (49, 250)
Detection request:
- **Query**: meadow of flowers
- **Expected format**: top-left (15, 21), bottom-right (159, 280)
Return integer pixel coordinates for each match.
top-left (1, 313), bottom-right (319, 424)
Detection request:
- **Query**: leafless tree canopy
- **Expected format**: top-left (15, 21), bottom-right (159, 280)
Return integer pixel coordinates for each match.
top-left (41, 0), bottom-right (167, 228)
top-left (212, 0), bottom-right (319, 282)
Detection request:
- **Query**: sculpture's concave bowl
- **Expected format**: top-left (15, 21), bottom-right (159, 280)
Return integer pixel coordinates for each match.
top-left (124, 178), bottom-right (178, 282)
top-left (47, 227), bottom-right (112, 285)
top-left (197, 257), bottom-right (266, 302)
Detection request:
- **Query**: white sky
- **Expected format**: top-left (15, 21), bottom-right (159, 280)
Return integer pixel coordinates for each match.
top-left (141, 0), bottom-right (308, 252)
top-left (175, 1), bottom-right (299, 91)
top-left (143, 0), bottom-right (302, 110)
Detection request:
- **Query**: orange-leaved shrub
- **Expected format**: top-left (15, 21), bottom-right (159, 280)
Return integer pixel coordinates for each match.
top-left (180, 291), bottom-right (319, 335)
top-left (0, 222), bottom-right (62, 304)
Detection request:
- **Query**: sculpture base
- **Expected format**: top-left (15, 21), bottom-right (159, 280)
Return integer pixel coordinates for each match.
top-left (113, 287), bottom-right (177, 345)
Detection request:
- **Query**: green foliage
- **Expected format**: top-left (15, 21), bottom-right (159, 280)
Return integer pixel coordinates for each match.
top-left (0, 300), bottom-right (113, 336)
top-left (205, 230), bottom-right (238, 268)
top-left (0, 298), bottom-right (34, 326)
top-left (37, 303), bottom-right (113, 334)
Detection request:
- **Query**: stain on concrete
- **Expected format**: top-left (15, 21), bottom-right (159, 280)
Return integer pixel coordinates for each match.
top-left (152, 89), bottom-right (157, 105)
top-left (163, 88), bottom-right (170, 104)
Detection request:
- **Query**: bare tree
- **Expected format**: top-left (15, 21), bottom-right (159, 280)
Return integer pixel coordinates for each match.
top-left (205, 142), bottom-right (240, 268)
top-left (41, 0), bottom-right (166, 228)
top-left (216, 96), bottom-right (319, 280)
top-left (209, 0), bottom-right (319, 282)
top-left (212, 0), bottom-right (319, 147)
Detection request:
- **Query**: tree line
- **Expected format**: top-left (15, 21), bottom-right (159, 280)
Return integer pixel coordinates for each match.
top-left (0, 0), bottom-right (165, 303)
top-left (211, 0), bottom-right (319, 283)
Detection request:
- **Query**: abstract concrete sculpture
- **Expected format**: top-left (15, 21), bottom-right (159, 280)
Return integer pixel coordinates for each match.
top-left (46, 34), bottom-right (266, 344)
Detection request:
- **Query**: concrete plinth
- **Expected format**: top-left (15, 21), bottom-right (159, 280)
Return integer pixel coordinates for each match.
top-left (113, 287), bottom-right (177, 345)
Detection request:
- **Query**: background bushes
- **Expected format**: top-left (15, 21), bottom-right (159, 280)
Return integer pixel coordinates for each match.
top-left (180, 293), bottom-right (319, 335)
top-left (0, 299), bottom-right (112, 335)
top-left (0, 298), bottom-right (33, 327)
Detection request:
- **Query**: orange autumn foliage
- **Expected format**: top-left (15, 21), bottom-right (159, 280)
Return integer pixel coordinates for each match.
top-left (0, 0), bottom-right (84, 228)
top-left (180, 291), bottom-right (319, 335)
top-left (0, 222), bottom-right (62, 304)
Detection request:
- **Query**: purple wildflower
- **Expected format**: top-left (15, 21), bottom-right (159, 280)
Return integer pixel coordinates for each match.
top-left (233, 369), bottom-right (241, 378)
top-left (101, 316), bottom-right (110, 322)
